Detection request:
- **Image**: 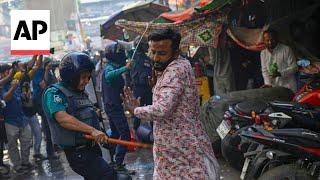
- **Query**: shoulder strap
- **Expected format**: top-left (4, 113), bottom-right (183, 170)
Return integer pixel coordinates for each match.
top-left (50, 84), bottom-right (74, 98)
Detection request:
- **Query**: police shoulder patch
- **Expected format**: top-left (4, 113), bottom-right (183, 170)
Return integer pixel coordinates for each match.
top-left (53, 95), bottom-right (63, 103)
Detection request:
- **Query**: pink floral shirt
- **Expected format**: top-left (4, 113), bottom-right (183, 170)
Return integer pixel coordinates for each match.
top-left (134, 57), bottom-right (219, 180)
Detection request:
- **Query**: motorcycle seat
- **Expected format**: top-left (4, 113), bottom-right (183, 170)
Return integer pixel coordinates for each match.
top-left (235, 101), bottom-right (268, 115)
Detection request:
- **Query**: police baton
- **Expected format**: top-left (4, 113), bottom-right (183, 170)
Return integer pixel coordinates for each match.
top-left (85, 135), bottom-right (152, 149)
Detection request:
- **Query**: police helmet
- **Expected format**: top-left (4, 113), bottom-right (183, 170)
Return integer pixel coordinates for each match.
top-left (105, 43), bottom-right (126, 65)
top-left (59, 52), bottom-right (94, 89)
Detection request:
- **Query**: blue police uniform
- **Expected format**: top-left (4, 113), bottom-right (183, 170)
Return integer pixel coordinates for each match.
top-left (41, 52), bottom-right (127, 179)
top-left (102, 62), bottom-right (130, 166)
top-left (43, 82), bottom-right (115, 179)
top-left (128, 51), bottom-right (152, 130)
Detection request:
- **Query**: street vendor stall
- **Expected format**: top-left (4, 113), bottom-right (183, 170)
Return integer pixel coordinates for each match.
top-left (109, 0), bottom-right (320, 146)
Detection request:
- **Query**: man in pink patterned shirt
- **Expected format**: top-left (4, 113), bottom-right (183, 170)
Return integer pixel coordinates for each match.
top-left (122, 28), bottom-right (220, 179)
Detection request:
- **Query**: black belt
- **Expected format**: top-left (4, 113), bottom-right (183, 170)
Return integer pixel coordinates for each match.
top-left (64, 142), bottom-right (96, 153)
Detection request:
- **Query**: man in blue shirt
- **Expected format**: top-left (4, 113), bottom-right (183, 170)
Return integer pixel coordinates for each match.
top-left (102, 43), bottom-right (133, 173)
top-left (32, 57), bottom-right (58, 160)
top-left (17, 55), bottom-right (45, 162)
top-left (0, 64), bottom-right (15, 178)
top-left (1, 62), bottom-right (34, 173)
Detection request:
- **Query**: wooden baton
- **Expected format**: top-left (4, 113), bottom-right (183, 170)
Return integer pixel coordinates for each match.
top-left (85, 135), bottom-right (153, 149)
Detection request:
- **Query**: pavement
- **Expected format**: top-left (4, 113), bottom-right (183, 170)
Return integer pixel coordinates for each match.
top-left (2, 114), bottom-right (240, 180)
top-left (2, 144), bottom-right (240, 180)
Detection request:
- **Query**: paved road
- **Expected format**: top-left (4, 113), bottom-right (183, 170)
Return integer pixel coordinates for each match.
top-left (2, 146), bottom-right (240, 180)
top-left (2, 115), bottom-right (240, 180)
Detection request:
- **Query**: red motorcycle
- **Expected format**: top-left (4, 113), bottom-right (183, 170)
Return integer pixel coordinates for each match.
top-left (218, 73), bottom-right (320, 170)
top-left (293, 74), bottom-right (320, 106)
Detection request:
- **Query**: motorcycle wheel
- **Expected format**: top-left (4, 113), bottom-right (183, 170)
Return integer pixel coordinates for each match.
top-left (258, 164), bottom-right (313, 180)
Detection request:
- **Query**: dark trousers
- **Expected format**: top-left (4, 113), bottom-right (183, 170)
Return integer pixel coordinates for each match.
top-left (35, 101), bottom-right (55, 156)
top-left (64, 145), bottom-right (115, 180)
top-left (105, 104), bottom-right (130, 165)
top-left (0, 121), bottom-right (6, 166)
top-left (0, 142), bottom-right (4, 165)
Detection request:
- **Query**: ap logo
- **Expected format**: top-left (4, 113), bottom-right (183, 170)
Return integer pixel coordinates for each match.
top-left (11, 10), bottom-right (50, 55)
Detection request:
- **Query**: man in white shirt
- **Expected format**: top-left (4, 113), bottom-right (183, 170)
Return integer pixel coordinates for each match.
top-left (260, 29), bottom-right (298, 92)
top-left (64, 32), bottom-right (82, 52)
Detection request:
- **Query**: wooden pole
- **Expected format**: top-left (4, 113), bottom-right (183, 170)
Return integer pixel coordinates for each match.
top-left (85, 135), bottom-right (153, 149)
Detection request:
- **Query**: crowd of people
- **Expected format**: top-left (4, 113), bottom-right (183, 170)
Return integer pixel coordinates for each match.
top-left (0, 26), bottom-right (299, 180)
top-left (0, 55), bottom-right (59, 177)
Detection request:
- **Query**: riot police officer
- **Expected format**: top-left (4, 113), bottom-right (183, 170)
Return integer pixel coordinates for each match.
top-left (127, 37), bottom-right (152, 131)
top-left (42, 52), bottom-right (116, 179)
top-left (102, 43), bottom-right (132, 173)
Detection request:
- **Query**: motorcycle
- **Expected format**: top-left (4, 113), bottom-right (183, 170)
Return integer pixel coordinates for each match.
top-left (240, 126), bottom-right (320, 180)
top-left (293, 73), bottom-right (320, 106)
top-left (218, 73), bottom-right (320, 170)
top-left (219, 103), bottom-right (293, 170)
top-left (218, 71), bottom-right (320, 139)
top-left (219, 100), bottom-right (320, 139)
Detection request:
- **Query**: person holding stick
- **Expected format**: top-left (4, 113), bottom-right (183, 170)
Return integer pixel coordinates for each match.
top-left (42, 52), bottom-right (117, 180)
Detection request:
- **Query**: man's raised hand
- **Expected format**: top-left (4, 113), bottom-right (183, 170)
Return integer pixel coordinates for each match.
top-left (121, 86), bottom-right (140, 115)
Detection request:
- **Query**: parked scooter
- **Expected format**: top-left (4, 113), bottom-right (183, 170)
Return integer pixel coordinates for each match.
top-left (240, 126), bottom-right (320, 180)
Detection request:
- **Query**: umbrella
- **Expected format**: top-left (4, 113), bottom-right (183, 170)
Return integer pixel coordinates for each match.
top-left (101, 1), bottom-right (170, 40)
